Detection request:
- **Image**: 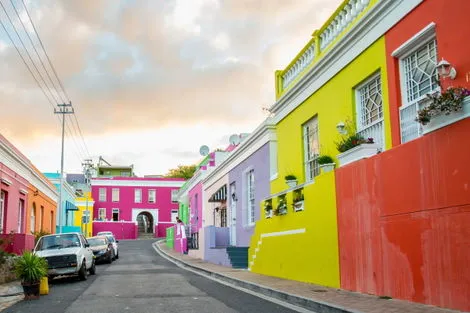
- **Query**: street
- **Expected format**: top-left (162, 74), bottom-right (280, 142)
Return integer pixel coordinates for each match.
top-left (4, 239), bottom-right (307, 313)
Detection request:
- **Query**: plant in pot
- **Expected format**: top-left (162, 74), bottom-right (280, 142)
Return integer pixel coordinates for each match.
top-left (317, 155), bottom-right (335, 173)
top-left (274, 197), bottom-right (288, 215)
top-left (292, 191), bottom-right (304, 212)
top-left (14, 251), bottom-right (48, 300)
top-left (264, 200), bottom-right (273, 218)
top-left (284, 174), bottom-right (297, 188)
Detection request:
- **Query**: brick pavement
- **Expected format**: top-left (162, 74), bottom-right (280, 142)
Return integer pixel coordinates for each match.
top-left (156, 241), bottom-right (464, 313)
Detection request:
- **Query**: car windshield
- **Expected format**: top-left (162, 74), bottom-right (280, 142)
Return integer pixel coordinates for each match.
top-left (88, 238), bottom-right (106, 246)
top-left (106, 236), bottom-right (115, 243)
top-left (36, 234), bottom-right (81, 251)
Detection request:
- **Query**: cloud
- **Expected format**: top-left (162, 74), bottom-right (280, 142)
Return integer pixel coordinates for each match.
top-left (0, 0), bottom-right (343, 172)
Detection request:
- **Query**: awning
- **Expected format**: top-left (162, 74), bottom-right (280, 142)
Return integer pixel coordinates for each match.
top-left (208, 184), bottom-right (227, 203)
top-left (65, 200), bottom-right (79, 211)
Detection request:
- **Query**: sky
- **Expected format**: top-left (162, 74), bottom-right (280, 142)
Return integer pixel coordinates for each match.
top-left (0, 0), bottom-right (342, 176)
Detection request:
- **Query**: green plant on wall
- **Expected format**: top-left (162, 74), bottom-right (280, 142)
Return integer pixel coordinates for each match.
top-left (14, 251), bottom-right (47, 284)
top-left (335, 119), bottom-right (374, 153)
top-left (317, 155), bottom-right (334, 165)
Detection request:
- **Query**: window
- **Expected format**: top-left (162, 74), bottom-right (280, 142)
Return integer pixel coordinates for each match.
top-left (399, 38), bottom-right (438, 143)
top-left (148, 189), bottom-right (156, 203)
top-left (220, 207), bottom-right (227, 227)
top-left (98, 208), bottom-right (106, 220)
top-left (112, 208), bottom-right (119, 221)
top-left (194, 193), bottom-right (198, 223)
top-left (50, 211), bottom-right (54, 232)
top-left (171, 210), bottom-right (178, 223)
top-left (112, 188), bottom-right (120, 202)
top-left (303, 116), bottom-right (320, 181)
top-left (99, 188), bottom-right (106, 202)
top-left (171, 190), bottom-right (178, 203)
top-left (246, 170), bottom-right (255, 225)
top-left (356, 74), bottom-right (384, 150)
top-left (0, 191), bottom-right (6, 233)
top-left (40, 206), bottom-right (44, 231)
top-left (135, 188), bottom-right (142, 203)
top-left (31, 203), bottom-right (36, 233)
top-left (18, 199), bottom-right (25, 233)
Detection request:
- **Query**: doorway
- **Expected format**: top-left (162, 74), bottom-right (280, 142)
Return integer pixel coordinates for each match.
top-left (136, 212), bottom-right (154, 235)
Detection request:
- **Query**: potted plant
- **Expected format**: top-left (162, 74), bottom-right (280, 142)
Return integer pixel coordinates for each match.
top-left (416, 87), bottom-right (470, 133)
top-left (317, 155), bottom-right (335, 173)
top-left (14, 251), bottom-right (48, 300)
top-left (264, 200), bottom-right (273, 219)
top-left (292, 192), bottom-right (304, 212)
top-left (284, 174), bottom-right (297, 188)
top-left (275, 197), bottom-right (288, 215)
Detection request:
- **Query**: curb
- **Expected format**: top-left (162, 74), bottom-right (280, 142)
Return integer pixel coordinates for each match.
top-left (153, 239), bottom-right (360, 313)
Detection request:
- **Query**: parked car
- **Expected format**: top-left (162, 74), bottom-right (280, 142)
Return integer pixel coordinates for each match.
top-left (34, 232), bottom-right (96, 281)
top-left (105, 235), bottom-right (119, 260)
top-left (87, 236), bottom-right (113, 264)
top-left (97, 231), bottom-right (114, 236)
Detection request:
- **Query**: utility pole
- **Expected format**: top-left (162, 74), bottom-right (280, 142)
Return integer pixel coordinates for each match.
top-left (54, 102), bottom-right (74, 233)
top-left (82, 158), bottom-right (93, 237)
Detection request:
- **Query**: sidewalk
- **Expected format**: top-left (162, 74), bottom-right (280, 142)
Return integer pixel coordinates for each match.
top-left (0, 281), bottom-right (23, 312)
top-left (155, 241), bottom-right (463, 313)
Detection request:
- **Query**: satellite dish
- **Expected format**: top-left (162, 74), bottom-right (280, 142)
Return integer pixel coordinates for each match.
top-left (229, 134), bottom-right (240, 145)
top-left (199, 145), bottom-right (210, 156)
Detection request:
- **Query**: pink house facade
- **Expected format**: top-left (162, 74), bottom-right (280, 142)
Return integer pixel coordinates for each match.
top-left (91, 177), bottom-right (185, 239)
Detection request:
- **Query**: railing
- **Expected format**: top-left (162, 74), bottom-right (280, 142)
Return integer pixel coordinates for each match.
top-left (357, 120), bottom-right (384, 151)
top-left (278, 0), bottom-right (375, 94)
top-left (188, 232), bottom-right (199, 250)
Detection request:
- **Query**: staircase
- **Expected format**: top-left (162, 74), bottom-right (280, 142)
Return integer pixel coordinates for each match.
top-left (226, 247), bottom-right (249, 269)
top-left (138, 232), bottom-right (155, 240)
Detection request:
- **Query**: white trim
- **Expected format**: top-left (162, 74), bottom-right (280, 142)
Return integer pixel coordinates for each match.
top-left (1, 178), bottom-right (12, 186)
top-left (46, 177), bottom-right (76, 199)
top-left (132, 208), bottom-right (159, 225)
top-left (19, 188), bottom-right (28, 195)
top-left (158, 221), bottom-right (177, 224)
top-left (0, 139), bottom-right (58, 201)
top-left (203, 120), bottom-right (276, 189)
top-left (75, 200), bottom-right (95, 207)
top-left (270, 0), bottom-right (424, 123)
top-left (92, 179), bottom-right (185, 188)
top-left (391, 22), bottom-right (436, 57)
top-left (260, 228), bottom-right (306, 238)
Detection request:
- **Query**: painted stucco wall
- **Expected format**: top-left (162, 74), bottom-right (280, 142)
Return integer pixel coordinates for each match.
top-left (91, 177), bottom-right (184, 238)
top-left (228, 143), bottom-right (270, 247)
top-left (188, 182), bottom-right (203, 232)
top-left (74, 192), bottom-right (94, 237)
top-left (385, 0), bottom-right (470, 146)
top-left (336, 117), bottom-right (470, 312)
top-left (44, 173), bottom-right (77, 231)
top-left (92, 221), bottom-right (138, 240)
top-left (27, 184), bottom-right (57, 235)
top-left (0, 163), bottom-right (28, 234)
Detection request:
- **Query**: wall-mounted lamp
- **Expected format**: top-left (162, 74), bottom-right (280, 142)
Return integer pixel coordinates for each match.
top-left (33, 188), bottom-right (39, 196)
top-left (436, 58), bottom-right (457, 80)
top-left (231, 193), bottom-right (237, 201)
top-left (336, 121), bottom-right (347, 135)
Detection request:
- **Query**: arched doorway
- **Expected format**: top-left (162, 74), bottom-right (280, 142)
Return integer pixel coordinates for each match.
top-left (136, 212), bottom-right (154, 237)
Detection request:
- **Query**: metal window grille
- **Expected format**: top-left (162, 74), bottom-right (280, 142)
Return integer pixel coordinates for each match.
top-left (357, 75), bottom-right (384, 150)
top-left (303, 117), bottom-right (320, 181)
top-left (247, 170), bottom-right (255, 225)
top-left (400, 39), bottom-right (438, 143)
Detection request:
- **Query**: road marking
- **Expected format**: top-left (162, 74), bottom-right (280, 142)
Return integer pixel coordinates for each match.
top-left (152, 242), bottom-right (317, 313)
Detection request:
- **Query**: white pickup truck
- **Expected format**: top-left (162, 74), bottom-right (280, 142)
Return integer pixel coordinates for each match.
top-left (34, 232), bottom-right (96, 281)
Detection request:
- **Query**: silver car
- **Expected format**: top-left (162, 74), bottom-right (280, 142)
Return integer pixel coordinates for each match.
top-left (34, 232), bottom-right (96, 281)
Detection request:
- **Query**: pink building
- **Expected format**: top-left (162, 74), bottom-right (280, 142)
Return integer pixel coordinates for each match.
top-left (91, 177), bottom-right (185, 239)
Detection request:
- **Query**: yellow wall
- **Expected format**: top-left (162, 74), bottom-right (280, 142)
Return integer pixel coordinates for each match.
top-left (74, 192), bottom-right (94, 238)
top-left (249, 37), bottom-right (390, 288)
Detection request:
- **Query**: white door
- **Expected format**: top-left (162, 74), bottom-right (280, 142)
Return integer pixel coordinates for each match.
top-left (229, 183), bottom-right (237, 246)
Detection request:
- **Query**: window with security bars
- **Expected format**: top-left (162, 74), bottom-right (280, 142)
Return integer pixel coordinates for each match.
top-left (303, 117), bottom-right (320, 181)
top-left (356, 74), bottom-right (384, 150)
top-left (399, 39), bottom-right (439, 143)
top-left (246, 170), bottom-right (255, 225)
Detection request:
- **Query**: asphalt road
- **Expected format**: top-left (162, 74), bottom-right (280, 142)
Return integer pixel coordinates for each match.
top-left (4, 239), bottom-right (308, 313)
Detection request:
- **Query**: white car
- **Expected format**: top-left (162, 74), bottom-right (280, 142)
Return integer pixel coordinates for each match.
top-left (34, 232), bottom-right (96, 281)
top-left (97, 231), bottom-right (114, 236)
top-left (105, 235), bottom-right (119, 260)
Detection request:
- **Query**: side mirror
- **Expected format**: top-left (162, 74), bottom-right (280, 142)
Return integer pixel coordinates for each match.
top-left (85, 243), bottom-right (90, 248)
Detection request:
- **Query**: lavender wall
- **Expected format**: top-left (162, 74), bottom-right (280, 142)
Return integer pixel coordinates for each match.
top-left (228, 143), bottom-right (271, 247)
top-left (188, 182), bottom-right (203, 233)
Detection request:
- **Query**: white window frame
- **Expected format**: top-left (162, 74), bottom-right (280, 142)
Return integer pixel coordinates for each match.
top-left (355, 73), bottom-right (385, 151)
top-left (148, 189), bottom-right (156, 203)
top-left (303, 116), bottom-right (320, 182)
top-left (18, 198), bottom-right (25, 233)
top-left (171, 210), bottom-right (178, 223)
top-left (30, 204), bottom-right (36, 233)
top-left (246, 169), bottom-right (255, 226)
top-left (98, 208), bottom-right (106, 220)
top-left (171, 190), bottom-right (178, 203)
top-left (392, 23), bottom-right (439, 144)
top-left (99, 188), bottom-right (106, 202)
top-left (112, 188), bottom-right (120, 202)
top-left (112, 208), bottom-right (119, 221)
top-left (0, 191), bottom-right (5, 234)
top-left (135, 188), bottom-right (142, 203)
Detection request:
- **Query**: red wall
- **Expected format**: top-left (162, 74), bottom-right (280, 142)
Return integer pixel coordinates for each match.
top-left (0, 233), bottom-right (35, 254)
top-left (336, 118), bottom-right (470, 311)
top-left (92, 221), bottom-right (138, 240)
top-left (385, 0), bottom-right (470, 146)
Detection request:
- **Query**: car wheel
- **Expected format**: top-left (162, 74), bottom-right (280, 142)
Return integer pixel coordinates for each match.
top-left (89, 260), bottom-right (96, 275)
top-left (107, 253), bottom-right (113, 264)
top-left (78, 261), bottom-right (88, 281)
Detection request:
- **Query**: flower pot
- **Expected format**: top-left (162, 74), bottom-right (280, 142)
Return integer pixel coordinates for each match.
top-left (277, 207), bottom-right (288, 215)
top-left (22, 281), bottom-right (40, 300)
top-left (320, 163), bottom-right (335, 173)
top-left (286, 180), bottom-right (297, 188)
top-left (337, 144), bottom-right (381, 167)
top-left (422, 96), bottom-right (470, 134)
top-left (265, 210), bottom-right (273, 219)
top-left (293, 200), bottom-right (304, 212)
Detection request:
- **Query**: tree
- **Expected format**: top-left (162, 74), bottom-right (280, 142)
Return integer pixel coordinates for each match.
top-left (164, 165), bottom-right (197, 179)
